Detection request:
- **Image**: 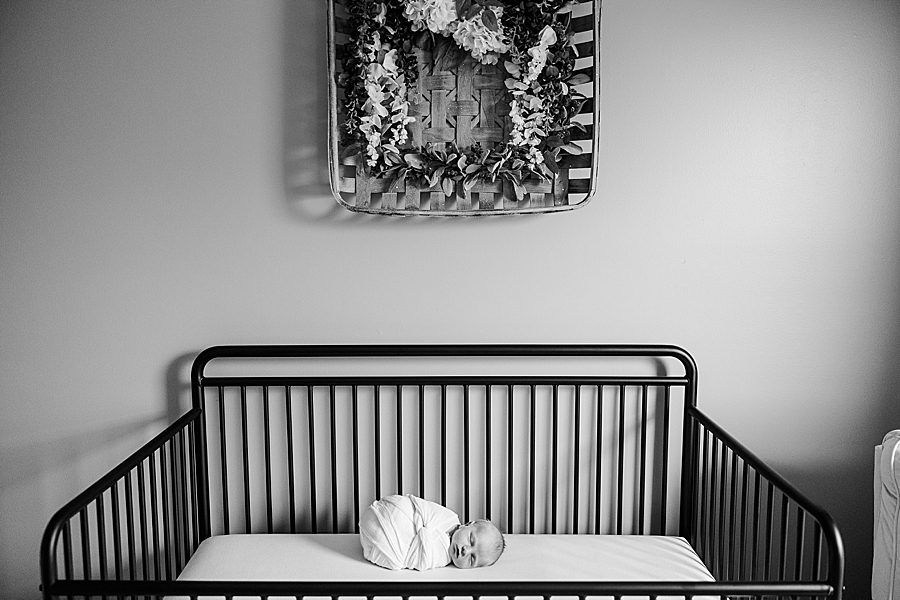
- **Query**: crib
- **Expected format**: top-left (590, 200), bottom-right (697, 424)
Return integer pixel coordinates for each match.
top-left (40, 344), bottom-right (844, 599)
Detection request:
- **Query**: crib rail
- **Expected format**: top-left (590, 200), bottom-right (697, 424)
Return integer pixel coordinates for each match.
top-left (190, 344), bottom-right (698, 539)
top-left (685, 406), bottom-right (845, 599)
top-left (40, 344), bottom-right (844, 600)
top-left (40, 409), bottom-right (203, 599)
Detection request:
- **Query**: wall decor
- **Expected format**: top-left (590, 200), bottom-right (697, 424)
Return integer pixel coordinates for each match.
top-left (327, 0), bottom-right (601, 216)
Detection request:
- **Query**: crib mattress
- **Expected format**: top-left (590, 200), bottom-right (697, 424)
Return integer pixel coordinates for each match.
top-left (174, 533), bottom-right (715, 599)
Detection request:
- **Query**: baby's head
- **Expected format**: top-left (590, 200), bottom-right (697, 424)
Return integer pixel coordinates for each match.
top-left (449, 519), bottom-right (505, 568)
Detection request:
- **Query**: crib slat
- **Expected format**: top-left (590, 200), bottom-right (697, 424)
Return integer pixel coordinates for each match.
top-left (352, 385), bottom-right (360, 532)
top-left (529, 384), bottom-right (536, 534)
top-left (419, 384), bottom-right (425, 499)
top-left (661, 385), bottom-right (671, 534)
top-left (572, 385), bottom-right (581, 534)
top-left (286, 386), bottom-right (297, 534)
top-left (175, 428), bottom-right (189, 569)
top-left (637, 386), bottom-right (646, 534)
top-left (738, 459), bottom-right (749, 579)
top-left (308, 386), bottom-right (318, 533)
top-left (240, 386), bottom-right (251, 532)
top-left (485, 384), bottom-right (492, 523)
top-left (813, 521), bottom-right (823, 580)
top-left (149, 452), bottom-right (161, 580)
top-left (779, 493), bottom-right (789, 580)
top-left (137, 462), bottom-right (149, 579)
top-left (160, 441), bottom-right (172, 580)
top-left (464, 384), bottom-right (470, 522)
top-left (751, 469), bottom-right (761, 579)
top-left (189, 418), bottom-right (200, 553)
top-left (217, 387), bottom-right (230, 535)
top-left (264, 386), bottom-right (274, 534)
top-left (764, 479), bottom-right (775, 580)
top-left (330, 385), bottom-right (338, 532)
top-left (551, 384), bottom-right (558, 534)
top-left (507, 384), bottom-right (514, 533)
top-left (719, 444), bottom-right (729, 577)
top-left (111, 478), bottom-right (123, 581)
top-left (62, 520), bottom-right (73, 581)
top-left (595, 384), bottom-right (603, 534)
top-left (96, 495), bottom-right (108, 582)
top-left (397, 384), bottom-right (404, 496)
top-left (796, 504), bottom-right (806, 580)
top-left (79, 507), bottom-right (91, 580)
top-left (441, 384), bottom-right (447, 507)
top-left (374, 385), bottom-right (381, 501)
top-left (171, 432), bottom-right (184, 571)
top-left (616, 385), bottom-right (625, 535)
top-left (728, 450), bottom-right (738, 579)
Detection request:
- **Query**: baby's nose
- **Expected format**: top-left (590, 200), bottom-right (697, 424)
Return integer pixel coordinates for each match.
top-left (460, 546), bottom-right (469, 556)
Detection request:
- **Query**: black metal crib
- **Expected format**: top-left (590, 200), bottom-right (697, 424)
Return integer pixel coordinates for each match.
top-left (41, 344), bottom-right (844, 599)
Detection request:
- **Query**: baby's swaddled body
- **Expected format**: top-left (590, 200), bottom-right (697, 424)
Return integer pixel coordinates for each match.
top-left (359, 494), bottom-right (460, 570)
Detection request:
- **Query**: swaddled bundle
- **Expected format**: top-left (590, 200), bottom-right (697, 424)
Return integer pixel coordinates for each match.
top-left (359, 494), bottom-right (460, 570)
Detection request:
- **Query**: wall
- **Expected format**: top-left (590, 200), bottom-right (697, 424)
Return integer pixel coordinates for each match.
top-left (1, 0), bottom-right (898, 597)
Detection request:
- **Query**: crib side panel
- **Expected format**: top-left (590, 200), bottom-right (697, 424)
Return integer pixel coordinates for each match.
top-left (685, 406), bottom-right (844, 599)
top-left (41, 410), bottom-right (204, 598)
top-left (193, 346), bottom-right (695, 537)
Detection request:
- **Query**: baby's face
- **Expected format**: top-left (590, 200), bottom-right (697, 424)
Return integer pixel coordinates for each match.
top-left (449, 520), bottom-right (502, 568)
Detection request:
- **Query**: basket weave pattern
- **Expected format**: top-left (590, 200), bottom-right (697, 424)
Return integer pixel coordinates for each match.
top-left (330, 0), bottom-right (598, 216)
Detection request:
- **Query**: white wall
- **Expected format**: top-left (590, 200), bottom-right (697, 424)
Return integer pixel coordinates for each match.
top-left (1, 0), bottom-right (898, 597)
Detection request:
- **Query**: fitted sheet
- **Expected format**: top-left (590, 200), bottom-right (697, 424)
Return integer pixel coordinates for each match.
top-left (172, 533), bottom-right (716, 600)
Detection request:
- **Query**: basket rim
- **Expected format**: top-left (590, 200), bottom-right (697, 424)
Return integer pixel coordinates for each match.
top-left (325, 0), bottom-right (602, 217)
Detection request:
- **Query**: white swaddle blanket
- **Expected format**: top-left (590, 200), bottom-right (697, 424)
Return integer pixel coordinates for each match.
top-left (359, 494), bottom-right (461, 571)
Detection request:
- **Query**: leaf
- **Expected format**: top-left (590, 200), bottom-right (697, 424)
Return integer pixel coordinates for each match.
top-left (455, 0), bottom-right (471, 18)
top-left (441, 177), bottom-right (455, 197)
top-left (457, 154), bottom-right (468, 170)
top-left (568, 73), bottom-right (591, 86)
top-left (463, 173), bottom-right (480, 191)
top-left (433, 36), bottom-right (467, 72)
top-left (340, 143), bottom-right (361, 161)
top-left (465, 163), bottom-right (481, 174)
top-left (560, 142), bottom-right (583, 155)
top-left (512, 180), bottom-right (526, 201)
top-left (388, 172), bottom-right (407, 193)
top-left (481, 8), bottom-right (498, 32)
top-left (466, 3), bottom-right (482, 19)
top-left (545, 135), bottom-right (564, 148)
top-left (570, 98), bottom-right (588, 115)
top-left (404, 153), bottom-right (427, 169)
top-left (415, 30), bottom-right (432, 50)
top-left (568, 120), bottom-right (587, 133)
top-left (543, 151), bottom-right (560, 175)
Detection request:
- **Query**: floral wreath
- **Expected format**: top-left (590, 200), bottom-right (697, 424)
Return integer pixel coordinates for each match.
top-left (339, 0), bottom-right (590, 201)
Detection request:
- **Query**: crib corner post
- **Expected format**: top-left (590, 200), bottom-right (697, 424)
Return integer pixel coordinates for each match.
top-left (678, 410), bottom-right (696, 540)
top-left (677, 346), bottom-right (698, 540)
top-left (191, 349), bottom-right (215, 541)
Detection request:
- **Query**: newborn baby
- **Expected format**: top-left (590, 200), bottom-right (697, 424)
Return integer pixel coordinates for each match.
top-left (359, 494), bottom-right (505, 571)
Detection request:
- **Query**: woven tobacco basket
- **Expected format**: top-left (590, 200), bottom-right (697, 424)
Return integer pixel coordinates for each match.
top-left (327, 0), bottom-right (601, 216)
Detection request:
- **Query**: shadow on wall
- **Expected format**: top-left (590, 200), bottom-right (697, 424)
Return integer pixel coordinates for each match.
top-left (280, 0), bottom-right (350, 223)
top-left (776, 306), bottom-right (900, 599)
top-left (0, 352), bottom-right (199, 599)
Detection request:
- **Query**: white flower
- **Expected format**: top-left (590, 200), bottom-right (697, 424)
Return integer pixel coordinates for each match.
top-left (451, 7), bottom-right (510, 64)
top-left (404, 0), bottom-right (457, 34)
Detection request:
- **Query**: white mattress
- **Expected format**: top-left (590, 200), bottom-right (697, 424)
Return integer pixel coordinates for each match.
top-left (173, 533), bottom-right (715, 600)
top-left (874, 430), bottom-right (900, 600)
